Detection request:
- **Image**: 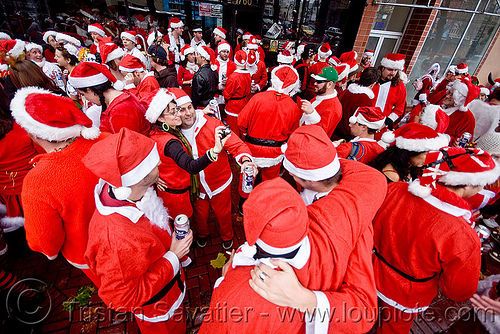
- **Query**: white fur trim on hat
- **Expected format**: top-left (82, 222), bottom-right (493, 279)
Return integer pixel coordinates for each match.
top-left (147, 31), bottom-right (163, 47)
top-left (175, 94), bottom-right (192, 106)
top-left (270, 65), bottom-right (301, 96)
top-left (349, 64), bottom-right (359, 73)
top-left (420, 105), bottom-right (440, 131)
top-left (277, 53), bottom-right (294, 64)
top-left (63, 44), bottom-right (79, 58)
top-left (197, 47), bottom-right (211, 61)
top-left (440, 160), bottom-right (500, 187)
top-left (217, 43), bottom-right (230, 54)
top-left (119, 64), bottom-right (144, 72)
top-left (121, 145), bottom-right (160, 187)
top-left (247, 43), bottom-right (258, 50)
top-left (10, 87), bottom-right (99, 141)
top-left (283, 154), bottom-right (340, 181)
top-left (69, 73), bottom-right (109, 89)
top-left (145, 90), bottom-right (175, 123)
top-left (113, 186), bottom-right (132, 200)
top-left (213, 27), bottom-right (226, 39)
top-left (180, 46), bottom-right (195, 61)
top-left (347, 83), bottom-right (375, 99)
top-left (451, 80), bottom-right (468, 111)
top-left (25, 43), bottom-right (43, 52)
top-left (120, 32), bottom-right (136, 44)
top-left (106, 47), bottom-right (125, 63)
top-left (43, 31), bottom-right (57, 44)
top-left (480, 87), bottom-right (490, 96)
top-left (56, 32), bottom-right (81, 47)
top-left (395, 133), bottom-right (449, 152)
top-left (170, 20), bottom-right (184, 29)
top-left (381, 57), bottom-right (404, 71)
top-left (6, 39), bottom-right (25, 59)
top-left (408, 179), bottom-right (432, 198)
top-left (350, 112), bottom-right (385, 130)
top-left (456, 65), bottom-right (469, 74)
top-left (88, 25), bottom-right (105, 37)
top-left (0, 32), bottom-right (12, 40)
top-left (318, 48), bottom-right (332, 60)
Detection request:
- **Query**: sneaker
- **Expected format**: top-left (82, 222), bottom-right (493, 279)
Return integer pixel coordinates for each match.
top-left (196, 236), bottom-right (208, 248)
top-left (222, 239), bottom-right (233, 250)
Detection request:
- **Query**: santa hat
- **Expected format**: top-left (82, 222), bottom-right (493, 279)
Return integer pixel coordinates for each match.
top-left (42, 30), bottom-right (57, 44)
top-left (480, 85), bottom-right (490, 96)
top-left (82, 128), bottom-right (160, 200)
top-left (456, 62), bottom-right (468, 74)
top-left (317, 43), bottom-right (332, 59)
top-left (236, 28), bottom-right (244, 35)
top-left (25, 43), bottom-right (42, 53)
top-left (247, 50), bottom-right (258, 66)
top-left (447, 65), bottom-right (457, 75)
top-left (120, 30), bottom-right (137, 44)
top-left (147, 30), bottom-right (163, 47)
top-left (79, 8), bottom-right (95, 20)
top-left (242, 32), bottom-right (252, 41)
top-left (11, 87), bottom-right (100, 142)
top-left (0, 32), bottom-right (12, 40)
top-left (280, 41), bottom-right (295, 54)
top-left (381, 53), bottom-right (406, 71)
top-left (234, 50), bottom-right (247, 67)
top-left (69, 62), bottom-right (124, 90)
top-left (217, 41), bottom-right (230, 54)
top-left (197, 46), bottom-right (218, 71)
top-left (169, 87), bottom-right (192, 106)
top-left (477, 132), bottom-right (500, 156)
top-left (142, 88), bottom-right (176, 123)
top-left (247, 36), bottom-right (258, 50)
top-left (255, 35), bottom-right (263, 45)
top-left (99, 39), bottom-right (124, 64)
top-left (296, 43), bottom-right (306, 59)
top-left (451, 78), bottom-right (480, 111)
top-left (213, 27), bottom-right (227, 39)
top-left (0, 39), bottom-right (26, 61)
top-left (283, 125), bottom-right (340, 181)
top-left (419, 104), bottom-right (450, 133)
top-left (135, 14), bottom-right (148, 30)
top-left (270, 65), bottom-right (300, 96)
top-left (339, 51), bottom-right (358, 73)
top-left (328, 56), bottom-right (341, 67)
top-left (277, 49), bottom-right (294, 64)
top-left (119, 54), bottom-right (145, 72)
top-left (335, 64), bottom-right (350, 82)
top-left (63, 44), bottom-right (79, 58)
top-left (381, 123), bottom-right (449, 152)
top-left (243, 177), bottom-right (308, 255)
top-left (363, 49), bottom-right (374, 58)
top-left (408, 147), bottom-right (500, 198)
top-left (349, 106), bottom-right (385, 130)
top-left (169, 17), bottom-right (184, 29)
top-left (88, 23), bottom-right (106, 37)
top-left (180, 44), bottom-right (195, 61)
top-left (56, 32), bottom-right (81, 47)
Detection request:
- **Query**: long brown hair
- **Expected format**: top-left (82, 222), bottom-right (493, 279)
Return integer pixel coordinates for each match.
top-left (0, 88), bottom-right (13, 140)
top-left (8, 60), bottom-right (63, 94)
top-left (378, 65), bottom-right (402, 87)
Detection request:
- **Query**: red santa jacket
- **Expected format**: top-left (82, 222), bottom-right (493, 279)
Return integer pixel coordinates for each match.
top-left (250, 61), bottom-right (268, 92)
top-left (177, 65), bottom-right (195, 97)
top-left (336, 138), bottom-right (385, 165)
top-left (238, 90), bottom-right (301, 167)
top-left (128, 72), bottom-right (160, 99)
top-left (427, 79), bottom-right (451, 105)
top-left (299, 91), bottom-right (342, 138)
top-left (373, 182), bottom-right (480, 312)
top-left (85, 181), bottom-right (185, 320)
top-left (444, 107), bottom-right (476, 144)
top-left (372, 80), bottom-right (407, 122)
top-left (201, 159), bottom-right (386, 334)
top-left (100, 91), bottom-right (150, 135)
top-left (337, 84), bottom-right (375, 139)
top-left (412, 75), bottom-right (433, 104)
top-left (89, 43), bottom-right (98, 55)
top-left (223, 69), bottom-right (252, 117)
top-left (466, 180), bottom-right (500, 212)
top-left (181, 111), bottom-right (252, 198)
top-left (22, 135), bottom-right (105, 268)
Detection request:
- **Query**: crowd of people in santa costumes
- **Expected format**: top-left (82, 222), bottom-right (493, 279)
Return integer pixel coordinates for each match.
top-left (2, 8), bottom-right (500, 334)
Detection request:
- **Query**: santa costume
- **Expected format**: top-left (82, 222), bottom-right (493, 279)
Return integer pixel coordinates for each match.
top-left (120, 30), bottom-right (148, 69)
top-left (83, 128), bottom-right (186, 334)
top-left (246, 50), bottom-right (268, 94)
top-left (411, 62), bottom-right (440, 106)
top-left (373, 147), bottom-right (500, 333)
top-left (42, 30), bottom-right (57, 62)
top-left (88, 23), bottom-right (107, 55)
top-left (303, 43), bottom-right (332, 100)
top-left (215, 41), bottom-right (236, 105)
top-left (427, 65), bottom-right (457, 105)
top-left (177, 45), bottom-right (198, 97)
top-left (11, 87), bottom-right (102, 286)
top-left (238, 65), bottom-right (302, 181)
top-left (403, 103), bottom-right (450, 134)
top-left (119, 54), bottom-right (160, 99)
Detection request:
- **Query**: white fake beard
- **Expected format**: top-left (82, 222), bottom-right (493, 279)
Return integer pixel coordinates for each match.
top-left (135, 187), bottom-right (172, 233)
top-left (247, 64), bottom-right (257, 76)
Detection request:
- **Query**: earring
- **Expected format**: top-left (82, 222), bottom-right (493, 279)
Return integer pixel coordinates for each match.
top-left (162, 122), bottom-right (170, 132)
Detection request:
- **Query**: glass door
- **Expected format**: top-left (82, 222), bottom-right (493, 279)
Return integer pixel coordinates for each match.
top-left (367, 31), bottom-right (402, 66)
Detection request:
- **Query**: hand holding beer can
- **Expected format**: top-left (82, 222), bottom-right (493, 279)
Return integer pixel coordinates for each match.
top-left (174, 214), bottom-right (190, 240)
top-left (242, 165), bottom-right (254, 193)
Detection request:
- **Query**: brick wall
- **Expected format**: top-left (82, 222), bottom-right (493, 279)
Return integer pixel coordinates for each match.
top-left (353, 1), bottom-right (379, 61)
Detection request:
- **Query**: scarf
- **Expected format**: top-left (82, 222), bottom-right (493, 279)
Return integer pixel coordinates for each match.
top-left (171, 127), bottom-right (200, 201)
top-left (185, 61), bottom-right (199, 74)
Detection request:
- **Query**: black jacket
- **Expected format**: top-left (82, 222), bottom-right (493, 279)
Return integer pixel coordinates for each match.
top-left (191, 64), bottom-right (217, 109)
top-left (155, 66), bottom-right (178, 88)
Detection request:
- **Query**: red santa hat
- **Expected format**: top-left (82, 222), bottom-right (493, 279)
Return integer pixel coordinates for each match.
top-left (328, 56), bottom-right (341, 67)
top-left (169, 17), bottom-right (184, 29)
top-left (197, 45), bottom-right (218, 71)
top-left (147, 30), bottom-right (163, 47)
top-left (234, 50), bottom-right (247, 67)
top-left (213, 27), bottom-right (227, 39)
top-left (456, 62), bottom-right (468, 74)
top-left (451, 78), bottom-right (481, 111)
top-left (88, 23), bottom-right (106, 37)
top-left (142, 88), bottom-right (176, 123)
top-left (419, 104), bottom-right (450, 133)
top-left (242, 32), bottom-right (252, 41)
top-left (69, 62), bottom-right (124, 90)
top-left (349, 106), bottom-right (386, 130)
top-left (243, 177), bottom-right (308, 255)
top-left (10, 87), bottom-right (100, 142)
top-left (247, 36), bottom-right (258, 50)
top-left (120, 30), bottom-right (137, 44)
top-left (247, 50), bottom-right (258, 66)
top-left (62, 43), bottom-right (79, 58)
top-left (339, 51), bottom-right (358, 73)
top-left (280, 41), bottom-right (295, 54)
top-left (363, 49), bottom-right (374, 58)
top-left (99, 39), bottom-right (125, 64)
top-left (408, 147), bottom-right (500, 198)
top-left (82, 128), bottom-right (160, 200)
top-left (277, 49), bottom-right (294, 64)
top-left (381, 123), bottom-right (449, 152)
top-left (169, 87), bottom-right (192, 106)
top-left (381, 53), bottom-right (406, 71)
top-left (42, 30), bottom-right (57, 44)
top-left (180, 44), bottom-right (195, 61)
top-left (119, 54), bottom-right (145, 72)
top-left (55, 32), bottom-right (81, 47)
top-left (479, 85), bottom-right (490, 96)
top-left (255, 35), bottom-right (263, 45)
top-left (25, 43), bottom-right (42, 53)
top-left (270, 65), bottom-right (300, 96)
top-left (217, 41), bottom-right (231, 54)
top-left (317, 43), bottom-right (332, 59)
top-left (283, 125), bottom-right (340, 181)
top-left (335, 64), bottom-right (350, 82)
top-left (236, 28), bottom-right (244, 35)
top-left (0, 39), bottom-right (26, 61)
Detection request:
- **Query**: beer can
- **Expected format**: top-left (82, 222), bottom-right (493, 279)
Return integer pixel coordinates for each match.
top-left (242, 166), bottom-right (254, 193)
top-left (209, 99), bottom-right (221, 120)
top-left (174, 214), bottom-right (190, 240)
top-left (475, 225), bottom-right (491, 243)
top-left (457, 132), bottom-right (472, 147)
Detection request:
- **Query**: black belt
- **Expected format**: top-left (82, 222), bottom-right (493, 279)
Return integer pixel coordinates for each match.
top-left (373, 248), bottom-right (436, 283)
top-left (228, 95), bottom-right (248, 101)
top-left (143, 272), bottom-right (184, 306)
top-left (161, 187), bottom-right (190, 194)
top-left (216, 89), bottom-right (224, 95)
top-left (245, 135), bottom-right (286, 148)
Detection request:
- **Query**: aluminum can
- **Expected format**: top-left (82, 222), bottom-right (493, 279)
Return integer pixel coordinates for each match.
top-left (242, 166), bottom-right (254, 193)
top-left (209, 99), bottom-right (221, 120)
top-left (457, 132), bottom-right (472, 147)
top-left (174, 214), bottom-right (190, 240)
top-left (475, 225), bottom-right (491, 243)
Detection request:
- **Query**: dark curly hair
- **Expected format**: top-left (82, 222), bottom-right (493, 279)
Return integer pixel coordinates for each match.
top-left (77, 81), bottom-right (113, 111)
top-left (371, 145), bottom-right (422, 182)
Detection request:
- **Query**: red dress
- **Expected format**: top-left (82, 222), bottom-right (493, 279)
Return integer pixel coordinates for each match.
top-left (100, 91), bottom-right (150, 135)
top-left (177, 65), bottom-right (195, 97)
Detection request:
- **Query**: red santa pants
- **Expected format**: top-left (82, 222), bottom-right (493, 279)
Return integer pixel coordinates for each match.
top-left (135, 307), bottom-right (186, 334)
top-left (225, 115), bottom-right (241, 139)
top-left (376, 300), bottom-right (417, 334)
top-left (158, 190), bottom-right (193, 219)
top-left (260, 163), bottom-right (282, 182)
top-left (192, 186), bottom-right (233, 241)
